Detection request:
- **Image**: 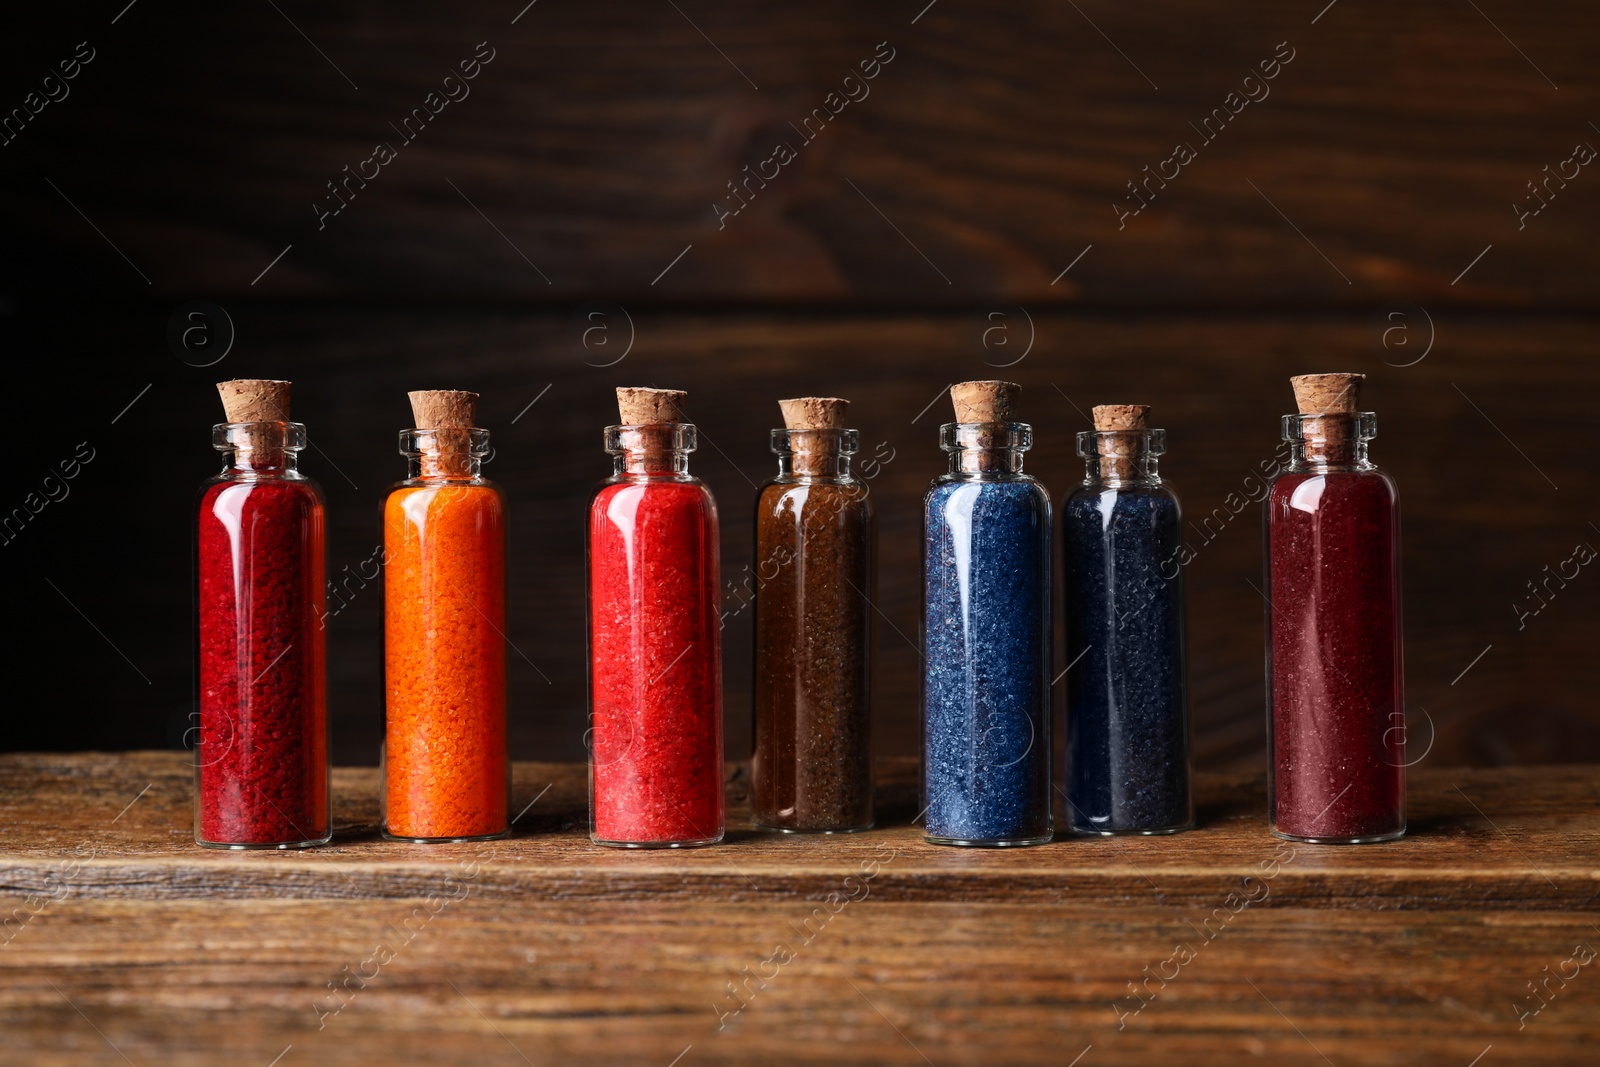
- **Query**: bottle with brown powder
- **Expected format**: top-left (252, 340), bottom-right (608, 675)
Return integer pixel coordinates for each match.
top-left (752, 397), bottom-right (875, 832)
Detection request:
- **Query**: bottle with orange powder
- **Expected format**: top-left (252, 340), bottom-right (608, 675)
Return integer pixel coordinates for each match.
top-left (382, 389), bottom-right (509, 842)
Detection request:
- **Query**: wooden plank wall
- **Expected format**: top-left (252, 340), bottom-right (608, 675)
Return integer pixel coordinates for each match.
top-left (1, 1), bottom-right (1594, 769)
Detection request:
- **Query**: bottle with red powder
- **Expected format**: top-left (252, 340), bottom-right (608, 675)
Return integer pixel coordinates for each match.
top-left (587, 387), bottom-right (724, 847)
top-left (382, 390), bottom-right (508, 842)
top-left (1265, 372), bottom-right (1404, 843)
top-left (195, 379), bottom-right (330, 849)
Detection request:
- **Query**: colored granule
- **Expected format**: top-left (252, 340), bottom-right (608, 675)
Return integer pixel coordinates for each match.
top-left (922, 479), bottom-right (1053, 843)
top-left (384, 484), bottom-right (507, 839)
top-left (1063, 487), bottom-right (1193, 834)
top-left (196, 479), bottom-right (328, 845)
top-left (1267, 471), bottom-right (1404, 840)
top-left (752, 481), bottom-right (874, 832)
top-left (588, 480), bottom-right (724, 844)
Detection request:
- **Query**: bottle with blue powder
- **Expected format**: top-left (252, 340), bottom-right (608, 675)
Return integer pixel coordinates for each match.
top-left (921, 380), bottom-right (1053, 846)
top-left (1064, 404), bottom-right (1193, 835)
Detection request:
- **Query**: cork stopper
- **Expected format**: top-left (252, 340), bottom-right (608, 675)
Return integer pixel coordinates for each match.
top-left (616, 387), bottom-right (687, 426)
top-left (406, 389), bottom-right (478, 476)
top-left (1291, 373), bottom-right (1364, 415)
top-left (1092, 404), bottom-right (1149, 432)
top-left (612, 388), bottom-right (689, 475)
top-left (217, 379), bottom-right (290, 423)
top-left (778, 397), bottom-right (850, 475)
top-left (950, 380), bottom-right (1020, 423)
top-left (1090, 404), bottom-right (1151, 482)
top-left (409, 389), bottom-right (477, 429)
top-left (778, 397), bottom-right (848, 430)
top-left (1290, 373), bottom-right (1365, 464)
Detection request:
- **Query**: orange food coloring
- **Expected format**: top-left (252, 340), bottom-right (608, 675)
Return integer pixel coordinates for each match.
top-left (383, 482), bottom-right (508, 839)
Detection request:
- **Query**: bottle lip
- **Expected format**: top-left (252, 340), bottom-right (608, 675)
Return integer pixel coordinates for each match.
top-left (939, 421), bottom-right (1033, 452)
top-left (398, 426), bottom-right (491, 457)
top-left (604, 423), bottom-right (697, 454)
top-left (1076, 427), bottom-right (1166, 458)
top-left (212, 421), bottom-right (306, 451)
top-left (1281, 411), bottom-right (1377, 440)
top-left (770, 427), bottom-right (859, 455)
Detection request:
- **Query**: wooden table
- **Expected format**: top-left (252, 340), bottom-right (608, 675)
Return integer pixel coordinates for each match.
top-left (2, 753), bottom-right (1596, 1065)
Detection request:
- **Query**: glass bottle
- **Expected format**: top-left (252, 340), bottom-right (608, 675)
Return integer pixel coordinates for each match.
top-left (587, 420), bottom-right (724, 847)
top-left (195, 389), bottom-right (329, 849)
top-left (382, 407), bottom-right (509, 842)
top-left (752, 422), bottom-right (875, 832)
top-left (922, 416), bottom-right (1053, 847)
top-left (1064, 416), bottom-right (1193, 835)
top-left (1266, 380), bottom-right (1404, 843)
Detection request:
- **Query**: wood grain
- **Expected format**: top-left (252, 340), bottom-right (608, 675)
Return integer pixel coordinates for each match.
top-left (1, 1), bottom-right (1595, 304)
top-left (4, 900), bottom-right (1598, 1066)
top-left (2, 754), bottom-right (1598, 1065)
top-left (3, 753), bottom-right (1598, 910)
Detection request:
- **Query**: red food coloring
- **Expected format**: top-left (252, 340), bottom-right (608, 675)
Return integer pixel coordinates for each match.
top-left (196, 478), bottom-right (329, 845)
top-left (1267, 471), bottom-right (1404, 841)
top-left (588, 480), bottom-right (723, 845)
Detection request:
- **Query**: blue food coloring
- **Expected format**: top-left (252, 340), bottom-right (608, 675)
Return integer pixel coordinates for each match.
top-left (1063, 486), bottom-right (1192, 834)
top-left (922, 478), bottom-right (1053, 845)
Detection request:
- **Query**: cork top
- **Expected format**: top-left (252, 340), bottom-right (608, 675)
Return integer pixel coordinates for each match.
top-left (616, 387), bottom-right (687, 425)
top-left (1092, 404), bottom-right (1150, 431)
top-left (1291, 373), bottom-right (1365, 415)
top-left (778, 396), bottom-right (848, 430)
top-left (409, 389), bottom-right (478, 429)
top-left (950, 380), bottom-right (1020, 423)
top-left (217, 379), bottom-right (290, 423)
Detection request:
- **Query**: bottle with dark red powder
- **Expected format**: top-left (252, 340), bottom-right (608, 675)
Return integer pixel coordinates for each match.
top-left (1265, 372), bottom-right (1404, 844)
top-left (195, 379), bottom-right (329, 849)
top-left (587, 387), bottom-right (724, 847)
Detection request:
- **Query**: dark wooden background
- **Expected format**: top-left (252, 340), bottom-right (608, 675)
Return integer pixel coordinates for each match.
top-left (2, 0), bottom-right (1594, 770)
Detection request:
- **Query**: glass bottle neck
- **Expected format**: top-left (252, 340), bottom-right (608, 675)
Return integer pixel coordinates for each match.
top-left (401, 428), bottom-right (489, 481)
top-left (941, 422), bottom-right (1032, 476)
top-left (772, 428), bottom-right (857, 481)
top-left (215, 422), bottom-right (304, 476)
top-left (224, 451), bottom-right (300, 474)
top-left (1283, 412), bottom-right (1376, 472)
top-left (407, 457), bottom-right (484, 480)
top-left (1079, 429), bottom-right (1164, 488)
top-left (606, 424), bottom-right (696, 478)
